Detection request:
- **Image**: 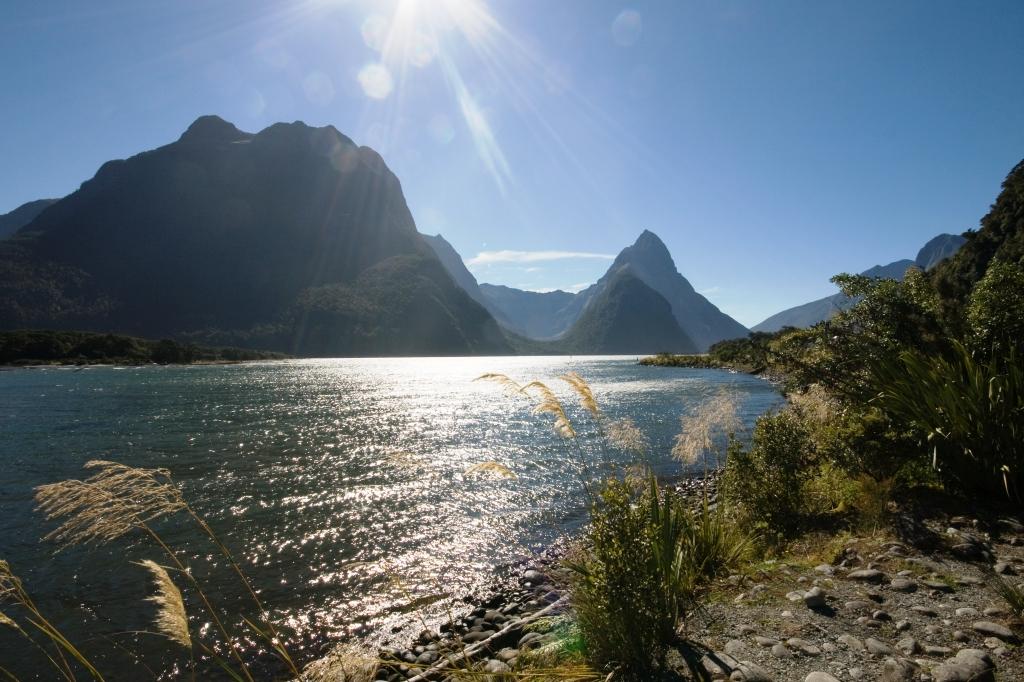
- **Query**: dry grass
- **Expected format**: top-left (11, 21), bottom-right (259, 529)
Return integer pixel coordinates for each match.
top-left (33, 460), bottom-right (186, 547)
top-left (605, 418), bottom-right (648, 456)
top-left (521, 381), bottom-right (576, 439)
top-left (672, 391), bottom-right (740, 469)
top-left (138, 560), bottom-right (191, 649)
top-left (559, 372), bottom-right (600, 418)
top-left (464, 461), bottom-right (517, 479)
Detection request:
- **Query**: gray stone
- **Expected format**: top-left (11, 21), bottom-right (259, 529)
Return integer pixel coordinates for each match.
top-left (804, 586), bottom-right (827, 609)
top-left (895, 619), bottom-right (911, 631)
top-left (845, 599), bottom-right (873, 612)
top-left (724, 639), bottom-right (745, 656)
top-left (786, 638), bottom-right (821, 656)
top-left (932, 648), bottom-right (995, 682)
top-left (982, 606), bottom-right (1007, 617)
top-left (848, 667), bottom-right (864, 680)
top-left (804, 674), bottom-right (840, 682)
top-left (729, 661), bottom-right (773, 682)
top-left (911, 605), bottom-right (939, 617)
top-left (955, 607), bottom-right (980, 618)
top-left (972, 620), bottom-right (1018, 642)
top-left (889, 578), bottom-right (917, 592)
top-left (872, 609), bottom-right (892, 621)
top-left (848, 568), bottom-right (886, 583)
top-left (837, 634), bottom-right (864, 650)
top-left (880, 657), bottom-right (918, 682)
top-left (952, 630), bottom-right (969, 642)
top-left (865, 637), bottom-right (894, 656)
top-left (495, 648), bottom-right (518, 663)
top-left (895, 637), bottom-right (920, 655)
top-left (786, 590), bottom-right (805, 602)
top-left (483, 659), bottom-right (511, 674)
top-left (753, 635), bottom-right (777, 647)
top-left (925, 644), bottom-right (953, 656)
top-left (770, 642), bottom-right (791, 659)
top-left (994, 561), bottom-right (1015, 575)
top-left (814, 564), bottom-right (834, 575)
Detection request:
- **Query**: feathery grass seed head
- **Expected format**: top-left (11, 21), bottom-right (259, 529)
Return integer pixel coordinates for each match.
top-left (474, 373), bottom-right (523, 395)
top-left (464, 461), bottom-right (517, 479)
top-left (139, 560), bottom-right (191, 649)
top-left (559, 372), bottom-right (600, 418)
top-left (34, 460), bottom-right (187, 548)
top-left (606, 418), bottom-right (648, 455)
top-left (672, 391), bottom-right (740, 465)
top-left (521, 381), bottom-right (576, 439)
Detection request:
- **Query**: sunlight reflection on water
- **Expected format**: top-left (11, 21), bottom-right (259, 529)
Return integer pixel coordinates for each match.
top-left (0, 356), bottom-right (782, 678)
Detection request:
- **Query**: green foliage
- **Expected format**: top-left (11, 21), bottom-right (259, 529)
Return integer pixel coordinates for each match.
top-left (869, 340), bottom-right (1023, 501)
top-left (966, 259), bottom-right (1024, 356)
top-left (990, 574), bottom-right (1024, 620)
top-left (0, 329), bottom-right (286, 365)
top-left (721, 411), bottom-right (816, 541)
top-left (933, 158), bottom-right (1024, 327)
top-left (568, 475), bottom-right (749, 678)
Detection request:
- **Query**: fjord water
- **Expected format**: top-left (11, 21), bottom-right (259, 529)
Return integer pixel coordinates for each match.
top-left (0, 356), bottom-right (781, 677)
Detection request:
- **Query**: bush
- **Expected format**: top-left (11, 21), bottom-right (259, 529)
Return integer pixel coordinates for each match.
top-left (722, 411), bottom-right (816, 541)
top-left (967, 259), bottom-right (1024, 357)
top-left (568, 476), bottom-right (749, 678)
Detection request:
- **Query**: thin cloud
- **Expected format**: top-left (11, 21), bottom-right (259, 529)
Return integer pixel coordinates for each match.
top-left (698, 286), bottom-right (721, 295)
top-left (468, 250), bottom-right (615, 266)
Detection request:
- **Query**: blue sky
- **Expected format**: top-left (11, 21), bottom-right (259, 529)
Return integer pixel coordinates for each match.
top-left (2, 1), bottom-right (1023, 326)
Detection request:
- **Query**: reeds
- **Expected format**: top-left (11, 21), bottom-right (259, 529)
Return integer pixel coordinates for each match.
top-left (672, 391), bottom-right (740, 473)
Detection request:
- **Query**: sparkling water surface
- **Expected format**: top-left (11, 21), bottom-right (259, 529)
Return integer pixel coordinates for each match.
top-left (0, 356), bottom-right (782, 678)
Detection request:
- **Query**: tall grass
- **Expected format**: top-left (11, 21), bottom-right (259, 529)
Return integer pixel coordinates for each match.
top-left (6, 459), bottom-right (304, 681)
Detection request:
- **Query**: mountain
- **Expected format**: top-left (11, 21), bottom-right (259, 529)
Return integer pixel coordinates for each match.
top-left (429, 229), bottom-right (745, 351)
top-left (477, 284), bottom-right (576, 339)
top-left (752, 233), bottom-right (967, 333)
top-left (0, 199), bottom-right (58, 239)
top-left (915, 233), bottom-right (967, 270)
top-left (0, 115), bottom-right (510, 356)
top-left (566, 231), bottom-right (747, 351)
top-left (558, 268), bottom-right (696, 354)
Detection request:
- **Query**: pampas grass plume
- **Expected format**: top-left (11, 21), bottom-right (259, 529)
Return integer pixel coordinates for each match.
top-left (139, 560), bottom-right (191, 649)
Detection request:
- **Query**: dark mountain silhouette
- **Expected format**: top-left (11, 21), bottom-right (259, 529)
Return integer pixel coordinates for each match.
top-left (0, 199), bottom-right (59, 239)
top-left (558, 268), bottom-right (696, 354)
top-left (752, 233), bottom-right (967, 333)
top-left (574, 231), bottom-right (747, 351)
top-left (0, 116), bottom-right (509, 356)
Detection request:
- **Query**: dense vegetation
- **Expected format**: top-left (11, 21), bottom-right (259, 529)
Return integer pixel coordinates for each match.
top-left (0, 329), bottom-right (287, 365)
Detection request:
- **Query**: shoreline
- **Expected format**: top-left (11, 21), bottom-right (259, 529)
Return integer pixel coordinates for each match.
top-left (305, 471), bottom-right (725, 680)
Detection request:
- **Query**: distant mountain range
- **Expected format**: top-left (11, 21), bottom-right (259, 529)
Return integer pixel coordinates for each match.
top-left (751, 233), bottom-right (966, 332)
top-left (426, 230), bottom-right (749, 353)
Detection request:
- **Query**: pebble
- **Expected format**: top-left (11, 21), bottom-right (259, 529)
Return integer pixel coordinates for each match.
top-left (838, 634), bottom-right (864, 650)
top-left (483, 659), bottom-right (511, 674)
top-left (865, 637), bottom-right (895, 656)
top-left (804, 586), bottom-right (827, 609)
top-left (771, 642), bottom-right (791, 658)
top-left (911, 605), bottom-right (939, 617)
top-left (895, 637), bottom-right (920, 655)
top-left (786, 637), bottom-right (821, 656)
top-left (921, 579), bottom-right (954, 592)
top-left (895, 619), bottom-right (911, 631)
top-left (845, 600), bottom-right (873, 613)
top-left (848, 568), bottom-right (887, 583)
top-left (889, 578), bottom-right (917, 592)
top-left (804, 674), bottom-right (840, 682)
top-left (955, 607), bottom-right (980, 618)
top-left (932, 648), bottom-right (996, 682)
top-left (880, 657), bottom-right (918, 681)
top-left (724, 639), bottom-right (745, 656)
top-left (972, 620), bottom-right (1018, 642)
top-left (753, 635), bottom-right (778, 647)
top-left (729, 661), bottom-right (773, 682)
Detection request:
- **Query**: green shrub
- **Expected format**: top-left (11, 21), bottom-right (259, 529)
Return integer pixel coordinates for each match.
top-left (722, 411), bottom-right (815, 541)
top-left (568, 476), bottom-right (749, 678)
top-left (967, 259), bottom-right (1024, 357)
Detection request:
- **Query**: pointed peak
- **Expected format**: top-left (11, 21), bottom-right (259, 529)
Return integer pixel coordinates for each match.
top-left (179, 115), bottom-right (249, 144)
